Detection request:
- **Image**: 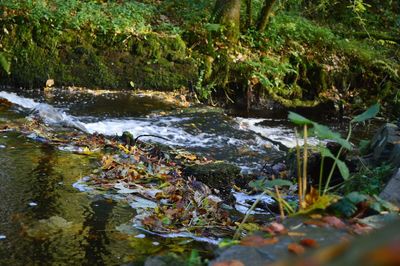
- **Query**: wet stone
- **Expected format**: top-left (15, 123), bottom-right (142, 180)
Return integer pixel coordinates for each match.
top-left (183, 162), bottom-right (241, 203)
top-left (368, 123), bottom-right (400, 168)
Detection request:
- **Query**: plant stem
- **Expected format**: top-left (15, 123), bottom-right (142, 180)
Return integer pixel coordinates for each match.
top-left (294, 128), bottom-right (303, 209)
top-left (319, 155), bottom-right (325, 196)
top-left (302, 125), bottom-right (308, 205)
top-left (264, 190), bottom-right (295, 214)
top-left (233, 190), bottom-right (267, 240)
top-left (323, 122), bottom-right (352, 195)
top-left (272, 175), bottom-right (285, 219)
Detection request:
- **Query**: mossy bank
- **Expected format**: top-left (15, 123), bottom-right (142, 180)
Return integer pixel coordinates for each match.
top-left (0, 1), bottom-right (399, 116)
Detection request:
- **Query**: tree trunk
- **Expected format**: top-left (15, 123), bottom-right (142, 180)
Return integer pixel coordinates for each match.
top-left (256, 0), bottom-right (277, 32)
top-left (213, 0), bottom-right (241, 42)
top-left (245, 0), bottom-right (253, 29)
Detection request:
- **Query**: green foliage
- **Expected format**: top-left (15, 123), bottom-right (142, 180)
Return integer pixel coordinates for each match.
top-left (0, 53), bottom-right (11, 75)
top-left (342, 164), bottom-right (394, 195)
top-left (1, 0), bottom-right (154, 37)
top-left (249, 178), bottom-right (293, 190)
top-left (351, 103), bottom-right (380, 123)
top-left (288, 104), bottom-right (380, 196)
top-left (331, 191), bottom-right (398, 217)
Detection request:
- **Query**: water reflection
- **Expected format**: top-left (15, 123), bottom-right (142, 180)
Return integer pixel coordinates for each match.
top-left (82, 200), bottom-right (115, 265)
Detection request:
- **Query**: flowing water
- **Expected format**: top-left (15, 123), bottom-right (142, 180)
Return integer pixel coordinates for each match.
top-left (0, 88), bottom-right (381, 265)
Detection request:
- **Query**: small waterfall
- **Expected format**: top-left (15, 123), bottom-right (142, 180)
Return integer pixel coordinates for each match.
top-left (0, 91), bottom-right (88, 132)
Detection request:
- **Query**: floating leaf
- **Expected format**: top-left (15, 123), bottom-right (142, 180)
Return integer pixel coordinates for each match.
top-left (288, 242), bottom-right (305, 255)
top-left (240, 235), bottom-right (278, 247)
top-left (288, 112), bottom-right (313, 125)
top-left (351, 103), bottom-right (380, 123)
top-left (300, 238), bottom-right (319, 248)
top-left (321, 216), bottom-right (346, 229)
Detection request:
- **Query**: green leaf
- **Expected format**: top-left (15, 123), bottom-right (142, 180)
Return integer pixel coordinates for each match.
top-left (0, 52), bottom-right (10, 75)
top-left (288, 112), bottom-right (313, 125)
top-left (319, 147), bottom-right (350, 180)
top-left (313, 123), bottom-right (351, 150)
top-left (265, 179), bottom-right (293, 187)
top-left (249, 179), bottom-right (292, 190)
top-left (336, 159), bottom-right (350, 180)
top-left (331, 198), bottom-right (357, 217)
top-left (346, 191), bottom-right (368, 204)
top-left (351, 103), bottom-right (380, 123)
top-left (204, 23), bottom-right (223, 32)
top-left (248, 179), bottom-right (266, 190)
top-left (319, 146), bottom-right (335, 158)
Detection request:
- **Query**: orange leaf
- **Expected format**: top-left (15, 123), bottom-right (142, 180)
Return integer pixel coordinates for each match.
top-left (240, 236), bottom-right (278, 247)
top-left (288, 242), bottom-right (306, 255)
top-left (300, 238), bottom-right (319, 248)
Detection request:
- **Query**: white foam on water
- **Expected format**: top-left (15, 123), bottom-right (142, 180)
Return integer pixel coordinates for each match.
top-left (0, 91), bottom-right (87, 132)
top-left (0, 91), bottom-right (39, 109)
top-left (137, 227), bottom-right (220, 245)
top-left (83, 117), bottom-right (271, 151)
top-left (233, 191), bottom-right (275, 214)
top-left (235, 117), bottom-right (321, 148)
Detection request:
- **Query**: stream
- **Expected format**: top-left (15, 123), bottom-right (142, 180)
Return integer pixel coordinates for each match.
top-left (0, 88), bottom-right (380, 265)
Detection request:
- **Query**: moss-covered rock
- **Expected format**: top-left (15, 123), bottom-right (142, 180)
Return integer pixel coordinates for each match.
top-left (1, 23), bottom-right (197, 90)
top-left (183, 162), bottom-right (241, 202)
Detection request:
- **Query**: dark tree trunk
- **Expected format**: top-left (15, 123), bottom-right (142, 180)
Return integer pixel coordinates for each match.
top-left (213, 0), bottom-right (241, 42)
top-left (245, 0), bottom-right (253, 29)
top-left (256, 0), bottom-right (277, 32)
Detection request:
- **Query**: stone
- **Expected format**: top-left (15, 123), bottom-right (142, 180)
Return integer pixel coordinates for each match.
top-left (380, 168), bottom-right (400, 207)
top-left (368, 123), bottom-right (400, 168)
top-left (183, 162), bottom-right (241, 203)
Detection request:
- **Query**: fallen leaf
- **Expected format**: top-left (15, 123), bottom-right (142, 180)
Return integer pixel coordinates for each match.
top-left (212, 260), bottom-right (245, 266)
top-left (300, 238), bottom-right (319, 248)
top-left (240, 235), bottom-right (278, 247)
top-left (288, 242), bottom-right (306, 255)
top-left (304, 219), bottom-right (327, 227)
top-left (287, 232), bottom-right (306, 237)
top-left (322, 216), bottom-right (346, 229)
top-left (351, 223), bottom-right (373, 235)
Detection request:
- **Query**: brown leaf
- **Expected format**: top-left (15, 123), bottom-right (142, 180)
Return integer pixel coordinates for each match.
top-left (261, 222), bottom-right (287, 235)
top-left (240, 235), bottom-right (278, 247)
top-left (300, 238), bottom-right (319, 248)
top-left (351, 223), bottom-right (373, 235)
top-left (288, 242), bottom-right (306, 255)
top-left (304, 219), bottom-right (328, 227)
top-left (322, 216), bottom-right (346, 229)
top-left (212, 260), bottom-right (245, 266)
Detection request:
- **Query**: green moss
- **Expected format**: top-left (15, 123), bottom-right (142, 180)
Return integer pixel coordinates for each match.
top-left (1, 23), bottom-right (196, 90)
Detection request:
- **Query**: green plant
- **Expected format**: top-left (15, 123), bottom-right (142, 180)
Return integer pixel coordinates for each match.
top-left (288, 103), bottom-right (380, 208)
top-left (340, 164), bottom-right (394, 195)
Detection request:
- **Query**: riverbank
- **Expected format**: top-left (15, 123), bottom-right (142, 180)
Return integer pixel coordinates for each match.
top-left (0, 1), bottom-right (399, 117)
